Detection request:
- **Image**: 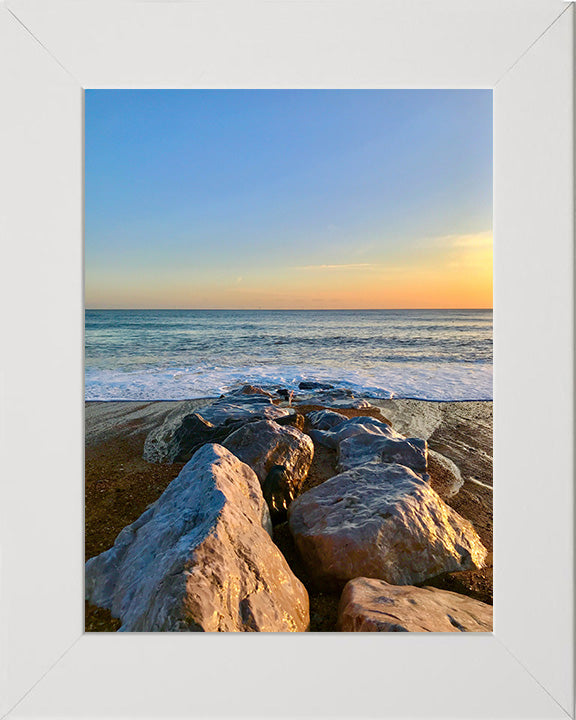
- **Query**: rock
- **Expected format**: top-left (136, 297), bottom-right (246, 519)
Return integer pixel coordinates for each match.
top-left (299, 381), bottom-right (334, 390)
top-left (288, 462), bottom-right (487, 589)
top-left (298, 387), bottom-right (393, 404)
top-left (143, 394), bottom-right (291, 464)
top-left (337, 434), bottom-right (427, 474)
top-left (338, 577), bottom-right (492, 632)
top-left (85, 444), bottom-right (309, 632)
top-left (428, 449), bottom-right (464, 499)
top-left (199, 394), bottom-right (290, 427)
top-left (143, 403), bottom-right (219, 464)
top-left (308, 431), bottom-right (337, 449)
top-left (307, 414), bottom-right (426, 476)
top-left (314, 387), bottom-right (353, 397)
top-left (223, 419), bottom-right (314, 489)
top-left (275, 412), bottom-right (306, 431)
top-left (294, 388), bottom-right (373, 409)
top-left (143, 410), bottom-right (258, 465)
top-left (230, 384), bottom-right (274, 397)
top-left (276, 388), bottom-right (292, 401)
top-left (307, 409), bottom-right (346, 431)
top-left (143, 411), bottom-right (216, 464)
top-left (262, 465), bottom-right (295, 524)
top-left (309, 416), bottom-right (400, 450)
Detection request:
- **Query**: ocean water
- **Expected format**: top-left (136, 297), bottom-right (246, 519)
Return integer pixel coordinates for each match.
top-left (85, 309), bottom-right (492, 401)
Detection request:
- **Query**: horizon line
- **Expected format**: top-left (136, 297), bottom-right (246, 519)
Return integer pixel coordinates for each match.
top-left (85, 307), bottom-right (494, 311)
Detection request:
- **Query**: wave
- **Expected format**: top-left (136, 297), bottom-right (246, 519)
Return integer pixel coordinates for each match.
top-left (85, 361), bottom-right (493, 402)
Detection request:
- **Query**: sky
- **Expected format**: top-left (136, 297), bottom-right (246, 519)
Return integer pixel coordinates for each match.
top-left (85, 90), bottom-right (492, 309)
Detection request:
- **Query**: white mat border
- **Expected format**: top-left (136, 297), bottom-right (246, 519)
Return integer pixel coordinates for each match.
top-left (0, 1), bottom-right (573, 718)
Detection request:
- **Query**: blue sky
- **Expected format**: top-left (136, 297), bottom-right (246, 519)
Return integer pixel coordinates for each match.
top-left (85, 89), bottom-right (492, 308)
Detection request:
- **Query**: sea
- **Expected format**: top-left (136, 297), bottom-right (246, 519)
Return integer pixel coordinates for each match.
top-left (85, 309), bottom-right (492, 402)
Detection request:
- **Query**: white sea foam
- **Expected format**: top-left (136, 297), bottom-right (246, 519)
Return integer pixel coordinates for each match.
top-left (85, 309), bottom-right (493, 402)
top-left (85, 362), bottom-right (493, 402)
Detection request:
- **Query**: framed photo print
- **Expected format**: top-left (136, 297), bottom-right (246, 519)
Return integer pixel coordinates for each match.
top-left (1, 1), bottom-right (573, 718)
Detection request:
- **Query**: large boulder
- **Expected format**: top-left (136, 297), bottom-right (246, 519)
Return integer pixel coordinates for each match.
top-left (295, 388), bottom-right (375, 409)
top-left (275, 412), bottom-right (306, 431)
top-left (307, 413), bottom-right (427, 476)
top-left (338, 577), bottom-right (493, 632)
top-left (199, 394), bottom-right (290, 427)
top-left (307, 409), bottom-right (346, 431)
top-left (85, 444), bottom-right (309, 632)
top-left (298, 381), bottom-right (334, 390)
top-left (229, 384), bottom-right (274, 397)
top-left (223, 419), bottom-right (314, 489)
top-left (143, 394), bottom-right (290, 464)
top-left (143, 401), bottom-right (209, 463)
top-left (288, 462), bottom-right (487, 589)
top-left (143, 410), bottom-right (233, 464)
top-left (309, 416), bottom-right (400, 450)
top-left (337, 434), bottom-right (427, 474)
top-left (310, 413), bottom-right (403, 450)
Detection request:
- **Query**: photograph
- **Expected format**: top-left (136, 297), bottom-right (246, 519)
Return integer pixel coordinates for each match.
top-left (84, 89), bottom-right (493, 633)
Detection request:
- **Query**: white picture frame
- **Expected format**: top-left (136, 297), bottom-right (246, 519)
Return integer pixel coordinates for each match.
top-left (0, 1), bottom-right (573, 718)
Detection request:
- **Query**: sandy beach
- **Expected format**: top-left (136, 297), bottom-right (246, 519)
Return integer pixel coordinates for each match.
top-left (85, 396), bottom-right (492, 632)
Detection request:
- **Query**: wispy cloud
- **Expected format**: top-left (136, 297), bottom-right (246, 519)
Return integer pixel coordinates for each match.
top-left (417, 231), bottom-right (493, 250)
top-left (295, 263), bottom-right (375, 271)
top-left (447, 233), bottom-right (493, 249)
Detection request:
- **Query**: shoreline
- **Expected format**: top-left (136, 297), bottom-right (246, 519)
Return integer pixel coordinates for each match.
top-left (86, 396), bottom-right (494, 404)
